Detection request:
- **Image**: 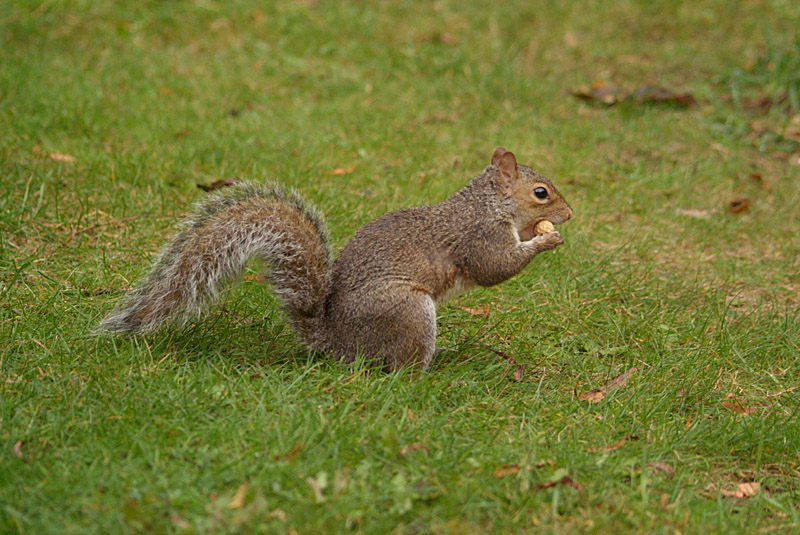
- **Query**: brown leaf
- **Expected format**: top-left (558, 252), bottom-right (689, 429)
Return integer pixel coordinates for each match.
top-left (494, 464), bottom-right (520, 478)
top-left (572, 82), bottom-right (623, 106)
top-left (579, 367), bottom-right (638, 404)
top-left (578, 389), bottom-right (606, 404)
top-left (537, 475), bottom-right (583, 492)
top-left (736, 481), bottom-right (760, 497)
top-left (512, 365), bottom-right (524, 382)
top-left (563, 31), bottom-right (579, 48)
top-left (675, 208), bottom-right (712, 219)
top-left (400, 443), bottom-right (429, 456)
top-left (227, 481), bottom-right (249, 509)
top-left (329, 167), bottom-right (355, 175)
top-left (420, 32), bottom-right (458, 46)
top-left (268, 509), bottom-right (288, 522)
top-left (197, 177), bottom-right (241, 192)
top-left (588, 434), bottom-right (640, 453)
top-left (606, 367), bottom-right (638, 390)
top-left (742, 94), bottom-right (777, 113)
top-left (306, 476), bottom-right (326, 502)
top-left (632, 85), bottom-right (697, 108)
top-left (721, 393), bottom-right (759, 415)
top-left (49, 152), bottom-right (76, 162)
top-left (719, 481), bottom-right (760, 498)
top-left (170, 514), bottom-right (190, 529)
top-left (728, 197), bottom-right (752, 214)
top-left (13, 440), bottom-right (24, 459)
top-left (275, 442), bottom-right (303, 462)
top-left (647, 462), bottom-right (675, 479)
top-left (460, 305), bottom-right (490, 317)
top-left (242, 274), bottom-right (266, 283)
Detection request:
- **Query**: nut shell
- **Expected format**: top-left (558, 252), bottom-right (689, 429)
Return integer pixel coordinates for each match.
top-left (533, 220), bottom-right (555, 235)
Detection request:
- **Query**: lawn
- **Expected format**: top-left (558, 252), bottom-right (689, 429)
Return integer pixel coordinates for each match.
top-left (2, 1), bottom-right (800, 533)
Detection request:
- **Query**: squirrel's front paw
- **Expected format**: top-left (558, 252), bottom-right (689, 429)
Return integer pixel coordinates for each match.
top-left (534, 231), bottom-right (564, 250)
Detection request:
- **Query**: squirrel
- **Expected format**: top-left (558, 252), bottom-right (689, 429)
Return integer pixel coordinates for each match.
top-left (97, 147), bottom-right (573, 371)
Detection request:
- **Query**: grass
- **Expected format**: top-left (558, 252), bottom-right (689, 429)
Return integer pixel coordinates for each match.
top-left (2, 0), bottom-right (800, 533)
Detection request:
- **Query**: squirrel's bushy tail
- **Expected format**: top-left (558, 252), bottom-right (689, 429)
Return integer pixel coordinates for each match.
top-left (96, 182), bottom-right (331, 344)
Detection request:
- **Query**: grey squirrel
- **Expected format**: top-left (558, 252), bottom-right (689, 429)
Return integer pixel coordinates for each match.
top-left (97, 147), bottom-right (573, 371)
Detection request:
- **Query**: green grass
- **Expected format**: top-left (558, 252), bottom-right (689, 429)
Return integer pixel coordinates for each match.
top-left (2, 1), bottom-right (800, 533)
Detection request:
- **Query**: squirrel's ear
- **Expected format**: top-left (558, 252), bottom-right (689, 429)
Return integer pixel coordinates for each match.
top-left (497, 151), bottom-right (518, 186)
top-left (491, 146), bottom-right (508, 166)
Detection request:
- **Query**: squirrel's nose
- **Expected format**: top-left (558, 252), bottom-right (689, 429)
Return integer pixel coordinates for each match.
top-left (566, 206), bottom-right (574, 220)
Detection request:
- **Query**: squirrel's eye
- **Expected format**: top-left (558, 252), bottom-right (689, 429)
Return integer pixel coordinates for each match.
top-left (533, 187), bottom-right (548, 200)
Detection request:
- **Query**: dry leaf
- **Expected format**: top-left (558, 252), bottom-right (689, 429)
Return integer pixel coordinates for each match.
top-left (579, 368), bottom-right (638, 404)
top-left (632, 85), bottom-right (697, 108)
top-left (227, 481), bottom-right (249, 509)
top-left (606, 367), bottom-right (638, 389)
top-left (573, 83), bottom-right (696, 108)
top-left (494, 464), bottom-right (520, 478)
top-left (579, 389), bottom-right (606, 404)
top-left (572, 82), bottom-right (623, 106)
top-left (170, 514), bottom-right (190, 529)
top-left (275, 442), bottom-right (303, 462)
top-left (736, 481), bottom-right (760, 497)
top-left (512, 365), bottom-right (524, 382)
top-left (13, 440), bottom-right (24, 459)
top-left (647, 462), bottom-right (675, 479)
top-left (728, 198), bottom-right (752, 214)
top-left (421, 32), bottom-right (457, 46)
top-left (460, 305), bottom-right (490, 317)
top-left (197, 177), bottom-right (241, 192)
top-left (721, 393), bottom-right (758, 415)
top-left (588, 434), bottom-right (640, 453)
top-left (329, 167), bottom-right (355, 175)
top-left (400, 443), bottom-right (429, 456)
top-left (676, 208), bottom-right (712, 219)
top-left (49, 153), bottom-right (76, 162)
top-left (268, 509), bottom-right (288, 522)
top-left (242, 274), bottom-right (266, 283)
top-left (742, 94), bottom-right (778, 113)
top-left (748, 172), bottom-right (771, 190)
top-left (306, 476), bottom-right (326, 502)
top-left (537, 475), bottom-right (583, 492)
top-left (719, 481), bottom-right (760, 498)
top-left (563, 31), bottom-right (579, 48)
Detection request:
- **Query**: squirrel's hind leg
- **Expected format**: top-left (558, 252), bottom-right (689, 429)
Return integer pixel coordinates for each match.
top-left (327, 290), bottom-right (437, 372)
top-left (381, 292), bottom-right (437, 372)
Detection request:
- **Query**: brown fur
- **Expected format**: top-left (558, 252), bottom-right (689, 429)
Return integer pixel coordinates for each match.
top-left (97, 148), bottom-right (573, 371)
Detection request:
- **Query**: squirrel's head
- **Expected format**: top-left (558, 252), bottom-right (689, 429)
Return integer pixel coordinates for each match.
top-left (490, 147), bottom-right (574, 238)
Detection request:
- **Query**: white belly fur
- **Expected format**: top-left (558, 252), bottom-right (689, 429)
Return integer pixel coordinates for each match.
top-left (435, 275), bottom-right (476, 308)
